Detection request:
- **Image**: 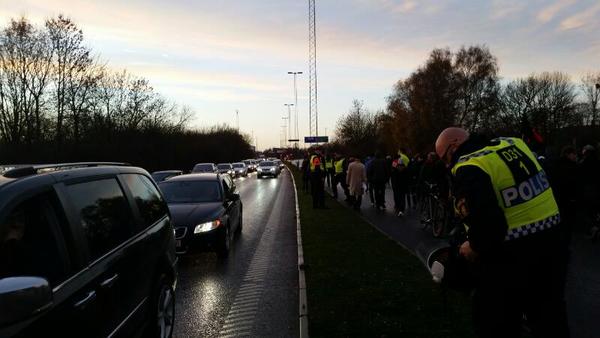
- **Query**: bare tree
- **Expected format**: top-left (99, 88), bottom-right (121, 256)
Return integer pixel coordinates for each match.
top-left (581, 72), bottom-right (600, 126)
top-left (335, 100), bottom-right (380, 155)
top-left (500, 72), bottom-right (577, 137)
top-left (46, 15), bottom-right (90, 145)
top-left (0, 17), bottom-right (52, 144)
top-left (453, 45), bottom-right (500, 132)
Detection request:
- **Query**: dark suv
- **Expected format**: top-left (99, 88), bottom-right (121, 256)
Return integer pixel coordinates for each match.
top-left (0, 163), bottom-right (177, 338)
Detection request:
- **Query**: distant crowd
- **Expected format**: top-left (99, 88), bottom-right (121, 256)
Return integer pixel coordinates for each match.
top-left (299, 141), bottom-right (600, 238)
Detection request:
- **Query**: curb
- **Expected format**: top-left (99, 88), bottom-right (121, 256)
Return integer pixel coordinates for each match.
top-left (287, 164), bottom-right (309, 338)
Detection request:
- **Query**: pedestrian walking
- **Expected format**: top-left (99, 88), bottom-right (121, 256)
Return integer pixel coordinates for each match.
top-left (436, 127), bottom-right (569, 338)
top-left (325, 155), bottom-right (335, 189)
top-left (391, 150), bottom-right (410, 217)
top-left (346, 157), bottom-right (367, 211)
top-left (332, 153), bottom-right (350, 200)
top-left (371, 151), bottom-right (389, 211)
top-left (301, 153), bottom-right (311, 193)
top-left (309, 150), bottom-right (326, 209)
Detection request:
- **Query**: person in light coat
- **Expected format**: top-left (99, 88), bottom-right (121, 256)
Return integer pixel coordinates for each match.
top-left (346, 157), bottom-right (367, 211)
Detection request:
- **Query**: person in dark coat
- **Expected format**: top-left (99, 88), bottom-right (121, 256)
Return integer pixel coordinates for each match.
top-left (301, 153), bottom-right (311, 193)
top-left (579, 145), bottom-right (600, 238)
top-left (370, 151), bottom-right (390, 210)
top-left (548, 146), bottom-right (578, 244)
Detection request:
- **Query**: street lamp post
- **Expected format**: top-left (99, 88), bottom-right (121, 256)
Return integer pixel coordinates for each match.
top-left (282, 116), bottom-right (289, 148)
top-left (288, 71), bottom-right (302, 147)
top-left (284, 103), bottom-right (294, 147)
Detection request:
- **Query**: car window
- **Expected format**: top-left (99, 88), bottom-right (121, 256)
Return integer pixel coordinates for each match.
top-left (232, 163), bottom-right (244, 168)
top-left (193, 164), bottom-right (213, 172)
top-left (260, 161), bottom-right (274, 167)
top-left (159, 180), bottom-right (222, 203)
top-left (217, 164), bottom-right (231, 169)
top-left (0, 193), bottom-right (70, 287)
top-left (122, 174), bottom-right (168, 228)
top-left (65, 179), bottom-right (135, 262)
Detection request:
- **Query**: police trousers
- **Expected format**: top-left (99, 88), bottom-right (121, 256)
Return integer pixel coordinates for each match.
top-left (472, 228), bottom-right (569, 338)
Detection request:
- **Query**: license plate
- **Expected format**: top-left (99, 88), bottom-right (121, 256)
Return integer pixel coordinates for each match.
top-left (176, 240), bottom-right (182, 247)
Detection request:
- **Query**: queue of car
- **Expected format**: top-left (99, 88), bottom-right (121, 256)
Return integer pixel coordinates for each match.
top-left (0, 158), bottom-right (284, 337)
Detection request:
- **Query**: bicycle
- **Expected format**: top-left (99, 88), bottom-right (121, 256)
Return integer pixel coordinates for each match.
top-left (418, 182), bottom-right (450, 238)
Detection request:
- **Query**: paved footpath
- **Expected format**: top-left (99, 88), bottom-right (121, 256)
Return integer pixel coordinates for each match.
top-left (324, 180), bottom-right (599, 338)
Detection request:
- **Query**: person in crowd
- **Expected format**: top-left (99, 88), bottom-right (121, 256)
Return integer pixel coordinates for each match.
top-left (324, 154), bottom-right (335, 189)
top-left (579, 144), bottom-right (600, 239)
top-left (332, 153), bottom-right (350, 201)
top-left (301, 153), bottom-right (311, 193)
top-left (365, 155), bottom-right (376, 206)
top-left (548, 146), bottom-right (578, 245)
top-left (391, 150), bottom-right (410, 217)
top-left (371, 151), bottom-right (390, 211)
top-left (436, 127), bottom-right (568, 338)
top-left (406, 153), bottom-right (423, 210)
top-left (309, 149), bottom-right (326, 209)
top-left (346, 157), bottom-right (367, 211)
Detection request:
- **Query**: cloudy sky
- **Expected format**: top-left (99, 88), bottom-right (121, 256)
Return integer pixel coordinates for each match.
top-left (1, 0), bottom-right (599, 149)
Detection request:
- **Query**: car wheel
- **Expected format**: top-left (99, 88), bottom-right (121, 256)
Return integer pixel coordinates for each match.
top-left (148, 275), bottom-right (175, 338)
top-left (217, 224), bottom-right (231, 258)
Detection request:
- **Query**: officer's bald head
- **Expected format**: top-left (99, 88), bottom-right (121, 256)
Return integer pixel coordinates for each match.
top-left (435, 127), bottom-right (470, 165)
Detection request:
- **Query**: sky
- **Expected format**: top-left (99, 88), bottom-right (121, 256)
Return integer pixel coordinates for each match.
top-left (1, 0), bottom-right (599, 149)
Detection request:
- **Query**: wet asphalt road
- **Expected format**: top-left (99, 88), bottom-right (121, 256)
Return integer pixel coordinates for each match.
top-left (172, 169), bottom-right (298, 338)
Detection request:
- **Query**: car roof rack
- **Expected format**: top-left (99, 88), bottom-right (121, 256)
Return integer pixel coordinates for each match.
top-left (2, 162), bottom-right (130, 179)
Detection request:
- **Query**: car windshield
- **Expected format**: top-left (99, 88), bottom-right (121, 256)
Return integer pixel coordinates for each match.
top-left (260, 161), bottom-right (275, 167)
top-left (232, 163), bottom-right (244, 168)
top-left (192, 164), bottom-right (213, 172)
top-left (217, 164), bottom-right (231, 169)
top-left (159, 180), bottom-right (221, 203)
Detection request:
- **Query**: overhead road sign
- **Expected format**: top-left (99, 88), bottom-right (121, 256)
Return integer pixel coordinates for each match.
top-left (304, 136), bottom-right (328, 143)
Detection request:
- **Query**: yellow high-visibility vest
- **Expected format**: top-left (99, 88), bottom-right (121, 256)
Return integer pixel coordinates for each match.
top-left (325, 159), bottom-right (334, 169)
top-left (310, 155), bottom-right (324, 172)
top-left (334, 159), bottom-right (345, 174)
top-left (451, 137), bottom-right (560, 241)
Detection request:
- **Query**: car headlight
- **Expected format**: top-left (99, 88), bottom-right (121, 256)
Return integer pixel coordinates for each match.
top-left (270, 167), bottom-right (275, 171)
top-left (257, 167), bottom-right (263, 171)
top-left (194, 220), bottom-right (221, 234)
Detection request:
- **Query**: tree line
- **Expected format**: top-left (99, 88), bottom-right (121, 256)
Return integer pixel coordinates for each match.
top-left (335, 45), bottom-right (600, 157)
top-left (0, 16), bottom-right (254, 171)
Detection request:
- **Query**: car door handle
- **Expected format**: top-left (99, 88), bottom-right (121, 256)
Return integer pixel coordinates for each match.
top-left (100, 273), bottom-right (119, 289)
top-left (74, 290), bottom-right (96, 309)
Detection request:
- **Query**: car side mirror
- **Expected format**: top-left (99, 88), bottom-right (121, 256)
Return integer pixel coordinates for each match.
top-left (0, 277), bottom-right (53, 326)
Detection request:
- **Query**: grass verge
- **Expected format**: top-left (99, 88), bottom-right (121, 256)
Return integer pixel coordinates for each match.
top-left (289, 164), bottom-right (474, 338)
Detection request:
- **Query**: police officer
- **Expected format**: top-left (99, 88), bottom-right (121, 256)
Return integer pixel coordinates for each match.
top-left (435, 127), bottom-right (568, 338)
top-left (332, 153), bottom-right (350, 200)
top-left (309, 150), bottom-right (326, 209)
top-left (325, 155), bottom-right (335, 189)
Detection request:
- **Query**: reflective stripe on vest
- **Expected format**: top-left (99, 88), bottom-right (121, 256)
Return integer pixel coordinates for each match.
top-left (334, 159), bottom-right (345, 173)
top-left (451, 137), bottom-right (560, 241)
